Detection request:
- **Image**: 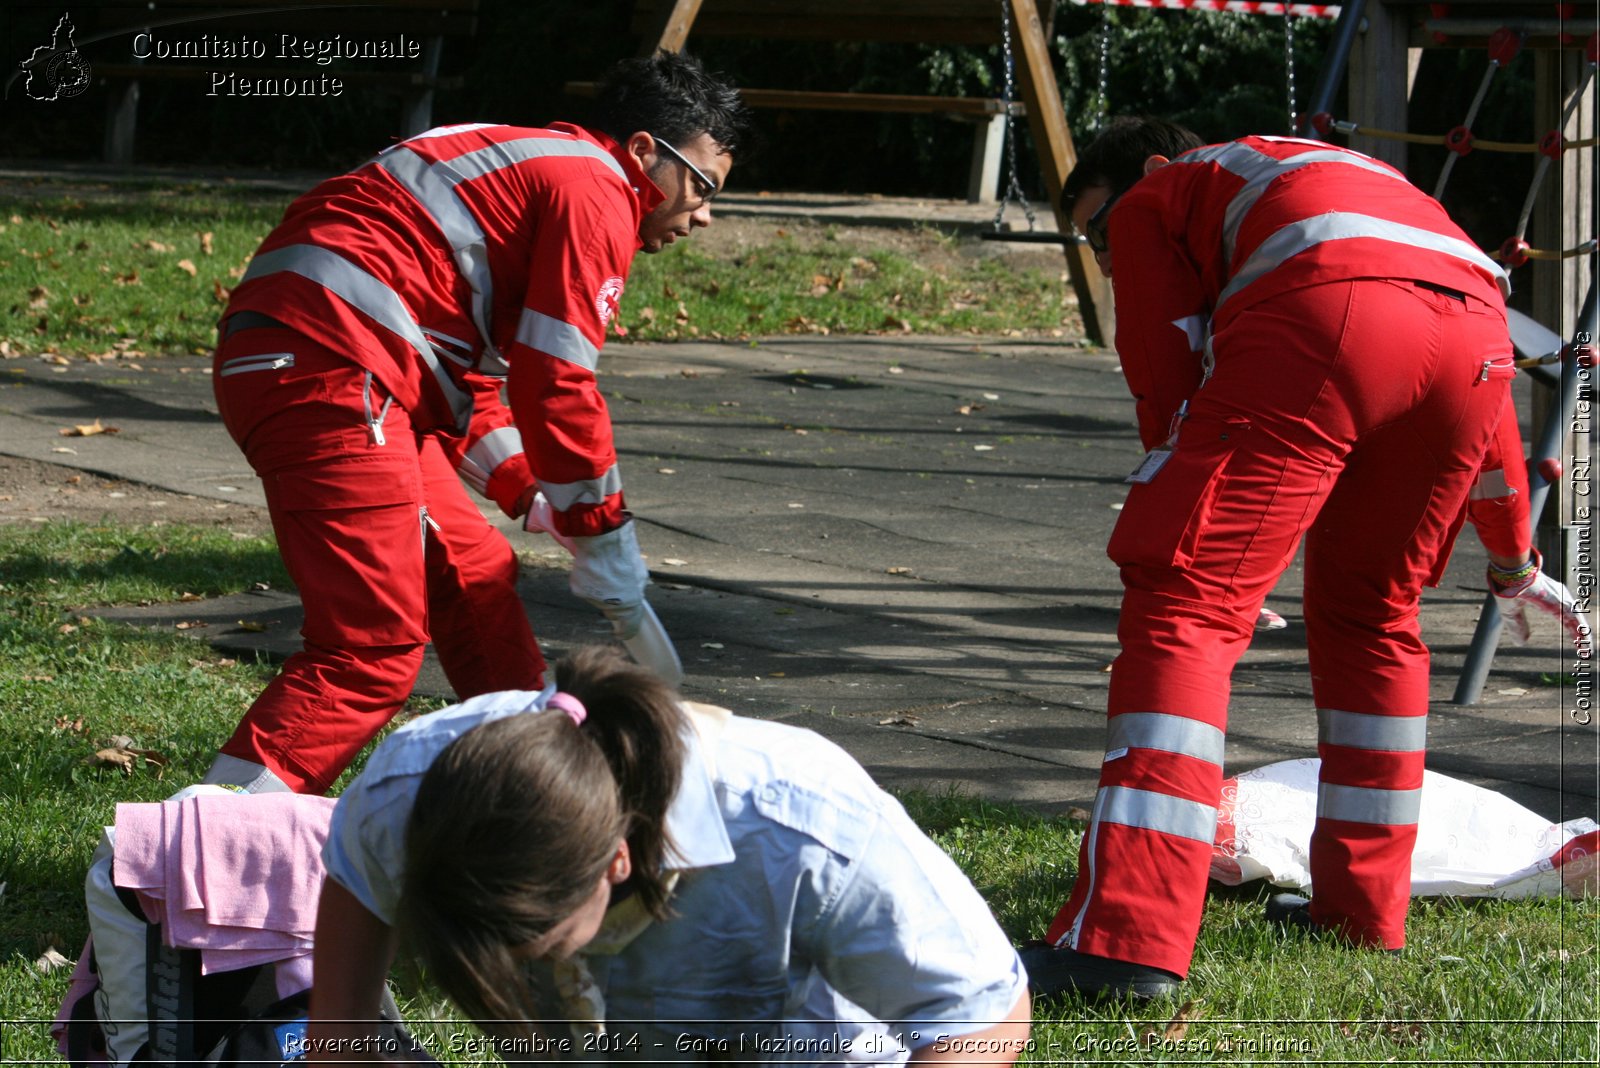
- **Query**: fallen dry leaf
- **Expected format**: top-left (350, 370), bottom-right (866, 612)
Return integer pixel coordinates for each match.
top-left (198, 231), bottom-right (214, 255)
top-left (34, 947), bottom-right (71, 974)
top-left (27, 285), bottom-right (49, 310)
top-left (89, 745), bottom-right (169, 775)
top-left (176, 258), bottom-right (198, 277)
top-left (59, 419), bottom-right (117, 437)
top-left (1161, 1000), bottom-right (1203, 1043)
top-left (878, 715), bottom-right (920, 727)
top-left (886, 566), bottom-right (913, 575)
top-left (1066, 806), bottom-right (1093, 822)
top-left (235, 621), bottom-right (268, 633)
top-left (144, 239), bottom-right (172, 252)
top-left (661, 558), bottom-right (688, 566)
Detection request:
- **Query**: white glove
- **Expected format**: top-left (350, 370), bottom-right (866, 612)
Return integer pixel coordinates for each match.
top-left (522, 491), bottom-right (577, 553)
top-left (570, 520), bottom-right (650, 640)
top-left (1493, 553), bottom-right (1593, 659)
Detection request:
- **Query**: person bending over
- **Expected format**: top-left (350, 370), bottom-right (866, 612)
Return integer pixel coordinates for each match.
top-left (1023, 117), bottom-right (1515, 1000)
top-left (204, 51), bottom-right (750, 795)
top-left (311, 647), bottom-right (1032, 1064)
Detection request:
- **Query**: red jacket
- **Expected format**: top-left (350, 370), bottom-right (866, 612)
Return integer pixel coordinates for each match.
top-left (226, 123), bottom-right (662, 536)
top-left (1108, 135), bottom-right (1511, 449)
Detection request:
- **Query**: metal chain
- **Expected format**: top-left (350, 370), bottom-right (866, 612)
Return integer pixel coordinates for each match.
top-left (1097, 3), bottom-right (1113, 131)
top-left (993, 0), bottom-right (1037, 232)
top-left (1284, 11), bottom-right (1297, 134)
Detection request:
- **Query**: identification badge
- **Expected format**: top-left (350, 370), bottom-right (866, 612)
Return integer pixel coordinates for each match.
top-left (1125, 446), bottom-right (1174, 484)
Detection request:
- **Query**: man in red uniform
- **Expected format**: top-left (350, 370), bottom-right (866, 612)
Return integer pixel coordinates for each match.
top-left (202, 51), bottom-right (751, 795)
top-left (1021, 118), bottom-right (1515, 999)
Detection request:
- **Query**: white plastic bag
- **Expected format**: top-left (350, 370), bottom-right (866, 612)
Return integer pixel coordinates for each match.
top-left (1210, 758), bottom-right (1598, 899)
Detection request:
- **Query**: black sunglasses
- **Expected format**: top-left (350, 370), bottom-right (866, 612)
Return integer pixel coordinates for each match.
top-left (1081, 191), bottom-right (1123, 254)
top-left (653, 134), bottom-right (719, 204)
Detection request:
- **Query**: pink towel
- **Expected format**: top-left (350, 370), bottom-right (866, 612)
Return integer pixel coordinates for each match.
top-left (112, 793), bottom-right (336, 976)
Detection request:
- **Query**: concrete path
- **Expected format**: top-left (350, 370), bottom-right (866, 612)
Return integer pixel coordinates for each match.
top-left (2, 331), bottom-right (1593, 824)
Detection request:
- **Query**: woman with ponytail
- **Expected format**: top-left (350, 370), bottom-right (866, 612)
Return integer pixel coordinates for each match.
top-left (309, 647), bottom-right (1030, 1065)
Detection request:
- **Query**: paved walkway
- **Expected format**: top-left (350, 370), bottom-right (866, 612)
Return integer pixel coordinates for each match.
top-left (2, 326), bottom-right (1593, 823)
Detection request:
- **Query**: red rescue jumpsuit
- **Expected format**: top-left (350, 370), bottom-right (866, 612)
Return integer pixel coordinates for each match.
top-left (213, 123), bottom-right (660, 793)
top-left (1467, 393), bottom-right (1531, 559)
top-left (1045, 137), bottom-right (1514, 973)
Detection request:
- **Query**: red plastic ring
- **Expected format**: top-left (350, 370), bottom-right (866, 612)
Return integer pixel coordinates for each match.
top-left (1311, 112), bottom-right (1333, 135)
top-left (1498, 237), bottom-right (1531, 267)
top-left (1487, 28), bottom-right (1524, 66)
top-left (1446, 126), bottom-right (1474, 155)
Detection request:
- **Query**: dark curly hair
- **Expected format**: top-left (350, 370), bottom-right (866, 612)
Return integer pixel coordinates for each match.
top-left (593, 49), bottom-right (752, 155)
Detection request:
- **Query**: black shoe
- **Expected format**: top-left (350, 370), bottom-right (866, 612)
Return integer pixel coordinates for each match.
top-left (1018, 941), bottom-right (1182, 1001)
top-left (1265, 892), bottom-right (1318, 936)
top-left (1265, 893), bottom-right (1402, 955)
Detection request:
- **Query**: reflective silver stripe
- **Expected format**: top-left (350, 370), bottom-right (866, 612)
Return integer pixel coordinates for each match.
top-left (458, 426), bottom-right (526, 496)
top-left (218, 353), bottom-right (293, 376)
top-left (242, 244), bottom-right (473, 431)
top-left (1218, 211), bottom-right (1511, 312)
top-left (1106, 713), bottom-right (1225, 767)
top-left (446, 135), bottom-right (625, 185)
top-left (376, 147), bottom-right (500, 372)
top-left (1098, 786), bottom-right (1217, 844)
top-left (423, 326), bottom-right (472, 351)
top-left (516, 308), bottom-right (600, 372)
top-left (399, 123), bottom-right (498, 142)
top-left (373, 135), bottom-right (625, 375)
top-left (538, 465), bottom-right (623, 510)
top-left (1317, 708), bottom-right (1427, 753)
top-left (1470, 468), bottom-right (1513, 501)
top-left (1318, 783), bottom-right (1423, 826)
top-left (1182, 142), bottom-right (1406, 266)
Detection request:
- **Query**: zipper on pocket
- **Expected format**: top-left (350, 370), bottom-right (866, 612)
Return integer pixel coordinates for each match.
top-left (362, 371), bottom-right (395, 446)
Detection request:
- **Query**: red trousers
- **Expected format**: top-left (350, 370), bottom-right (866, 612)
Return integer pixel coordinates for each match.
top-left (1047, 279), bottom-right (1513, 974)
top-left (213, 328), bottom-right (545, 793)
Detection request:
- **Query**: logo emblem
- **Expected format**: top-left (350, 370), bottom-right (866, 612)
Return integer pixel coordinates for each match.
top-left (595, 276), bottom-right (625, 326)
top-left (21, 12), bottom-right (91, 101)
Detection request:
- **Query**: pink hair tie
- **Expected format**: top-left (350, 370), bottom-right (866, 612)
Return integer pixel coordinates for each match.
top-left (548, 691), bottom-right (587, 727)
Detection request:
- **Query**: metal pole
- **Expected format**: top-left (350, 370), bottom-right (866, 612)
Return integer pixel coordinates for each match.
top-left (1305, 0), bottom-right (1368, 140)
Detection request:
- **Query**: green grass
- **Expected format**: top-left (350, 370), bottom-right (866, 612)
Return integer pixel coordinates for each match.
top-left (0, 522), bottom-right (1595, 1064)
top-left (623, 225), bottom-right (1076, 341)
top-left (0, 183), bottom-right (281, 358)
top-left (0, 181), bottom-right (1076, 358)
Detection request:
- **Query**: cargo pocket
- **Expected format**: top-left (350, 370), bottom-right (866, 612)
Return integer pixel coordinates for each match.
top-left (1108, 416), bottom-right (1252, 571)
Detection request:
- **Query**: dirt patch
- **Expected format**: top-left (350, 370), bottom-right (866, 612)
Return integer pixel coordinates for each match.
top-left (693, 213), bottom-right (1069, 279)
top-left (0, 454), bottom-right (272, 533)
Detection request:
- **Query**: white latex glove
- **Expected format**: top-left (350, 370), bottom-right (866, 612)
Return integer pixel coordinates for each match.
top-left (522, 491), bottom-right (577, 553)
top-left (570, 520), bottom-right (650, 640)
top-left (1493, 554), bottom-right (1593, 659)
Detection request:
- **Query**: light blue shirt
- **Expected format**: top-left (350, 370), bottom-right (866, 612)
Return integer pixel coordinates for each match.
top-left (323, 689), bottom-right (1026, 1061)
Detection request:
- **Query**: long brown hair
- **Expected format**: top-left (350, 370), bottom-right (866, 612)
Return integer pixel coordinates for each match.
top-left (395, 646), bottom-right (688, 1033)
